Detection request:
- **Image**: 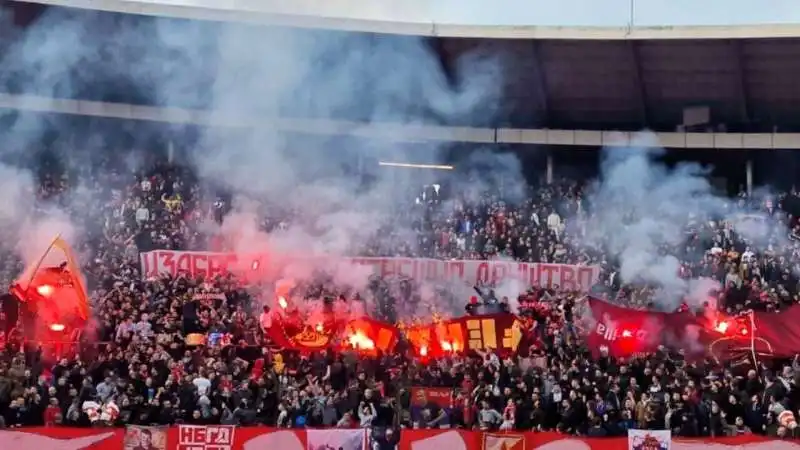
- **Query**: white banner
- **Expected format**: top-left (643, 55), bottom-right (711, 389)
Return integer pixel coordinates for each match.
top-left (628, 429), bottom-right (670, 450)
top-left (192, 292), bottom-right (227, 301)
top-left (139, 250), bottom-right (600, 292)
top-left (307, 429), bottom-right (365, 450)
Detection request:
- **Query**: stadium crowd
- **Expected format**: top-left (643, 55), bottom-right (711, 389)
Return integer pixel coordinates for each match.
top-left (1, 149), bottom-right (800, 443)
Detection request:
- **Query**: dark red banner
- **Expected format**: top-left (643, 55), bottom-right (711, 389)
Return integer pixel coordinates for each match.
top-left (268, 309), bottom-right (523, 357)
top-left (586, 298), bottom-right (671, 357)
top-left (404, 314), bottom-right (523, 358)
top-left (268, 314), bottom-right (398, 355)
top-left (588, 296), bottom-right (800, 361)
top-left (268, 293), bottom-right (800, 361)
top-left (749, 304), bottom-right (800, 358)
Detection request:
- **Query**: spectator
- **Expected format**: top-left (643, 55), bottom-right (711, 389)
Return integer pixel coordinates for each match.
top-left (358, 402), bottom-right (377, 428)
top-left (1, 144), bottom-right (800, 440)
top-left (478, 400), bottom-right (502, 430)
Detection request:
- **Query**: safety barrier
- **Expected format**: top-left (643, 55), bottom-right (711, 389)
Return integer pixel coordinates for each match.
top-left (1, 426), bottom-right (791, 450)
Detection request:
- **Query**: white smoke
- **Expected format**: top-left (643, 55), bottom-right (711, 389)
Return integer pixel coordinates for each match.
top-left (579, 133), bottom-right (786, 311)
top-left (146, 20), bottom-right (516, 299)
top-left (490, 254), bottom-right (527, 313)
top-left (0, 8), bottom-right (529, 318)
top-left (0, 159), bottom-right (78, 267)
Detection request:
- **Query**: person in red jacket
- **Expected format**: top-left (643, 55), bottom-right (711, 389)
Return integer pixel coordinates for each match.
top-left (43, 398), bottom-right (61, 426)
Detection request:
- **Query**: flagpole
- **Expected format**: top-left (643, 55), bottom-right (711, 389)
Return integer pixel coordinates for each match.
top-left (21, 234), bottom-right (61, 300)
top-left (749, 310), bottom-right (758, 369)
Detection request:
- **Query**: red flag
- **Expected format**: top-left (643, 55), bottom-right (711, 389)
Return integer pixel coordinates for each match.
top-left (10, 235), bottom-right (90, 330)
top-left (587, 298), bottom-right (665, 357)
top-left (745, 307), bottom-right (800, 359)
top-left (588, 297), bottom-right (724, 360)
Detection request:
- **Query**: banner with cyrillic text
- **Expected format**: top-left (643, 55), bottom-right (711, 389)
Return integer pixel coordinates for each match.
top-left (139, 250), bottom-right (600, 292)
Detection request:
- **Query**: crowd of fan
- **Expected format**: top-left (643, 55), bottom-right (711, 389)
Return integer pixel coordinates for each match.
top-left (2, 154), bottom-right (800, 442)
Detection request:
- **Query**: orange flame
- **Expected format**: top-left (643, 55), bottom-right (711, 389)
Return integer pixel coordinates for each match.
top-left (36, 284), bottom-right (54, 297)
top-left (348, 330), bottom-right (375, 350)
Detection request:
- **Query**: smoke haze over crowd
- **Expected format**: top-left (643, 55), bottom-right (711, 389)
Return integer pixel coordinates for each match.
top-left (0, 8), bottom-right (526, 301)
top-left (0, 6), bottom-right (796, 314)
top-left (579, 134), bottom-right (792, 312)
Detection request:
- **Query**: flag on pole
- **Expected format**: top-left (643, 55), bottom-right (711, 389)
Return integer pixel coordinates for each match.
top-left (11, 235), bottom-right (90, 322)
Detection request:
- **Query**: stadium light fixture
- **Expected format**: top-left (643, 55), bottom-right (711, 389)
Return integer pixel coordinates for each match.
top-left (378, 162), bottom-right (454, 170)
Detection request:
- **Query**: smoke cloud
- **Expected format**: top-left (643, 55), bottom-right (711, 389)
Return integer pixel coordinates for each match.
top-left (178, 25), bottom-right (509, 296)
top-left (150, 21), bottom-right (517, 300)
top-left (3, 6), bottom-right (800, 345)
top-left (578, 133), bottom-right (787, 311)
top-left (0, 7), bottom-right (795, 324)
top-left (0, 7), bottom-right (527, 316)
top-left (0, 158), bottom-right (78, 267)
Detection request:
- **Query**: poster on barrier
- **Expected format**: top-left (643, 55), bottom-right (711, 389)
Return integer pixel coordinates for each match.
top-left (177, 425), bottom-right (236, 450)
top-left (628, 429), bottom-right (670, 450)
top-left (124, 426), bottom-right (167, 450)
top-left (307, 429), bottom-right (366, 450)
top-left (482, 433), bottom-right (525, 450)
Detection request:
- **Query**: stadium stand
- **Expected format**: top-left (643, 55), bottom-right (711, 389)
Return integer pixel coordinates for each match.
top-left (2, 2), bottom-right (800, 450)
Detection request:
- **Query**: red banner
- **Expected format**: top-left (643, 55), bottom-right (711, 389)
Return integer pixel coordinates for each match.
top-left (588, 296), bottom-right (800, 360)
top-left (267, 308), bottom-right (520, 356)
top-left (751, 304), bottom-right (800, 358)
top-left (4, 427), bottom-right (787, 450)
top-left (586, 297), bottom-right (671, 357)
top-left (404, 314), bottom-right (523, 357)
top-left (267, 314), bottom-right (399, 355)
top-left (342, 316), bottom-right (400, 355)
top-left (587, 297), bottom-right (731, 359)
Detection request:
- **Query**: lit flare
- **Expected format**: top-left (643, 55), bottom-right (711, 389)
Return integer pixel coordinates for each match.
top-left (348, 330), bottom-right (375, 350)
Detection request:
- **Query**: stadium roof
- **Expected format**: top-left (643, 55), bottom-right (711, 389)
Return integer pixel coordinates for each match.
top-left (14, 0), bottom-right (800, 40)
top-left (480, 37), bottom-right (800, 132)
top-left (2, 2), bottom-right (800, 135)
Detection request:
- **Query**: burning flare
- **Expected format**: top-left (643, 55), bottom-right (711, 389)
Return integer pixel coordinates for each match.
top-left (36, 284), bottom-right (54, 297)
top-left (348, 330), bottom-right (375, 350)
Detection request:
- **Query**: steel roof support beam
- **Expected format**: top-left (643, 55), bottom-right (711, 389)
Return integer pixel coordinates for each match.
top-left (530, 40), bottom-right (550, 128)
top-left (731, 39), bottom-right (752, 126)
top-left (628, 41), bottom-right (649, 128)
